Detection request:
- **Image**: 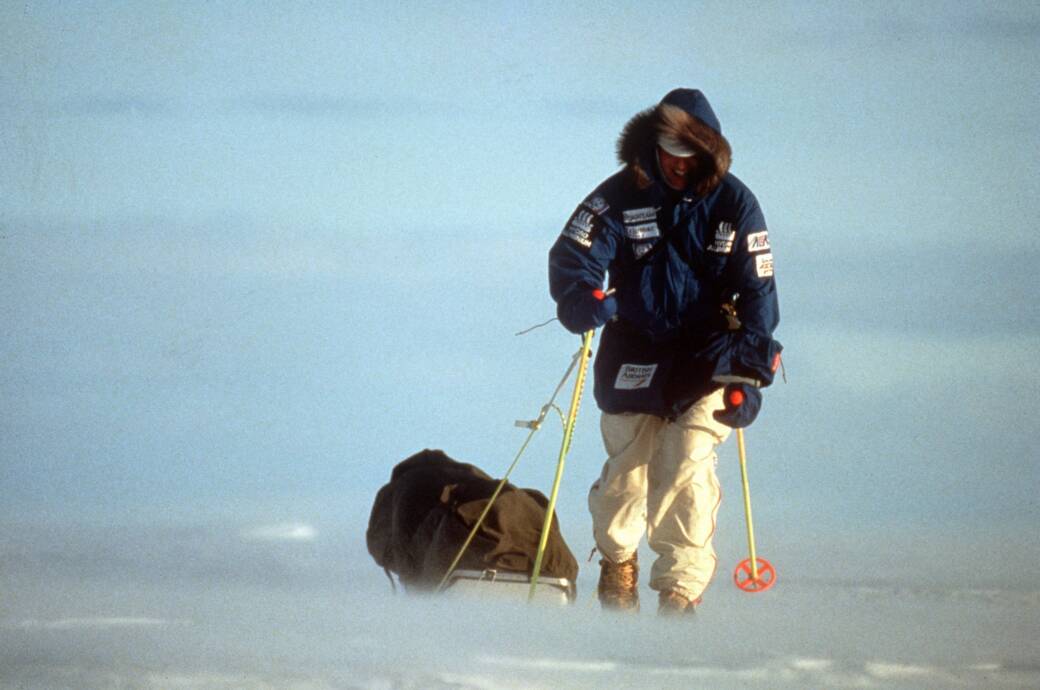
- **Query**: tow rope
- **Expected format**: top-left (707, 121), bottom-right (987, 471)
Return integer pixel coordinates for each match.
top-left (435, 330), bottom-right (595, 595)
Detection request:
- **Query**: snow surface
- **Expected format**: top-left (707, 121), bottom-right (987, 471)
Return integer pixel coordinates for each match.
top-left (2, 523), bottom-right (1038, 690)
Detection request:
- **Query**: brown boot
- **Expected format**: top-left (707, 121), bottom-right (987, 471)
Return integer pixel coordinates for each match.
top-left (597, 554), bottom-right (639, 612)
top-left (657, 589), bottom-right (698, 617)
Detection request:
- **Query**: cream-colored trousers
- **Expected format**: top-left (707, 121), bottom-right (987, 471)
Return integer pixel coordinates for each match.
top-left (588, 389), bottom-right (731, 602)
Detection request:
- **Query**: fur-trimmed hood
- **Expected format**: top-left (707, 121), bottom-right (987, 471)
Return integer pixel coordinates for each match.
top-left (616, 88), bottom-right (732, 196)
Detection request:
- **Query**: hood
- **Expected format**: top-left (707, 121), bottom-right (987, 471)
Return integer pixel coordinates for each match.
top-left (616, 88), bottom-right (732, 196)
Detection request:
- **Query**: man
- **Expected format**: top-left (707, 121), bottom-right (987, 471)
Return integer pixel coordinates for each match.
top-left (548, 88), bottom-right (781, 615)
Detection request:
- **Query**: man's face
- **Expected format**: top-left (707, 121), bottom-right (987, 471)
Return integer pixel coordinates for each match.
top-left (657, 146), bottom-right (696, 191)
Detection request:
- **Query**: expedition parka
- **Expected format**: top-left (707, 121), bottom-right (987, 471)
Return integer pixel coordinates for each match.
top-left (548, 89), bottom-right (781, 419)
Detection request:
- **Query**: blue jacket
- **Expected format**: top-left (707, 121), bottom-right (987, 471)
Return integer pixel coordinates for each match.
top-left (548, 89), bottom-right (781, 418)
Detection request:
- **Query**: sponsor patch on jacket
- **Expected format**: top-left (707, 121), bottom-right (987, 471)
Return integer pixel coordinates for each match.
top-left (747, 230), bottom-right (770, 253)
top-left (625, 222), bottom-right (660, 240)
top-left (623, 207), bottom-right (657, 224)
top-left (632, 242), bottom-right (654, 259)
top-left (707, 221), bottom-right (736, 254)
top-left (561, 208), bottom-right (599, 248)
top-left (583, 195), bottom-right (609, 215)
top-left (755, 252), bottom-right (774, 278)
top-left (615, 363), bottom-right (658, 390)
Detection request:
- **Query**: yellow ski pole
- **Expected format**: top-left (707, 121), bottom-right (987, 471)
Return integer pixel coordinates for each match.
top-left (737, 429), bottom-right (759, 579)
top-left (733, 427), bottom-right (775, 592)
top-left (528, 329), bottom-right (594, 601)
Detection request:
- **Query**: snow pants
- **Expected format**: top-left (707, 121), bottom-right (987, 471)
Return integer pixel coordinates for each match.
top-left (588, 388), bottom-right (731, 602)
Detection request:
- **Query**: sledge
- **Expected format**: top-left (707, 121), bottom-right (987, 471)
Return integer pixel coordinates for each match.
top-left (367, 335), bottom-right (593, 604)
top-left (443, 568), bottom-right (576, 605)
top-left (366, 450), bottom-right (579, 597)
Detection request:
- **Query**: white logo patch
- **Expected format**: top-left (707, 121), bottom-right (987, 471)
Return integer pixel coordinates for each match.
top-left (585, 195), bottom-right (609, 214)
top-left (755, 252), bottom-right (774, 278)
top-left (708, 221), bottom-right (736, 254)
top-left (614, 363), bottom-right (658, 390)
top-left (747, 231), bottom-right (770, 253)
top-left (625, 222), bottom-right (660, 240)
top-left (632, 242), bottom-right (654, 259)
top-left (623, 207), bottom-right (657, 224)
top-left (562, 210), bottom-right (596, 247)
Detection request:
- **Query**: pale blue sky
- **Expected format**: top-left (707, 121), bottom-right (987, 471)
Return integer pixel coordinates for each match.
top-left (2, 1), bottom-right (1038, 587)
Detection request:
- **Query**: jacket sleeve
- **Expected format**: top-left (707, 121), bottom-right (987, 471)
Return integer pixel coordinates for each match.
top-left (548, 200), bottom-right (619, 334)
top-left (713, 190), bottom-right (782, 386)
